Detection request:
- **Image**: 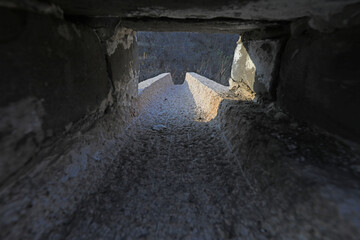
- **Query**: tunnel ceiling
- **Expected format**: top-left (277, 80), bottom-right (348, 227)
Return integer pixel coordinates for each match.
top-left (47, 0), bottom-right (356, 21)
top-left (2, 0), bottom-right (359, 34)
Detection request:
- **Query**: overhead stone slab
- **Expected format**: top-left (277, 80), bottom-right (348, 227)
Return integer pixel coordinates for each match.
top-left (39, 0), bottom-right (360, 23)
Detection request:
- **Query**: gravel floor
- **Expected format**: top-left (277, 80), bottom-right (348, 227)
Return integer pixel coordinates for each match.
top-left (51, 84), bottom-right (265, 239)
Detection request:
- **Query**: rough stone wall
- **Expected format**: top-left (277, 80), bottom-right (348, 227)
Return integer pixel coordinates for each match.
top-left (184, 72), bottom-right (228, 121)
top-left (0, 7), bottom-right (108, 184)
top-left (0, 6), bottom-right (139, 239)
top-left (217, 98), bottom-right (360, 239)
top-left (277, 19), bottom-right (360, 142)
top-left (229, 5), bottom-right (360, 143)
top-left (229, 36), bottom-right (285, 100)
top-left (103, 26), bottom-right (139, 118)
top-left (186, 73), bottom-right (360, 238)
top-left (137, 31), bottom-right (238, 85)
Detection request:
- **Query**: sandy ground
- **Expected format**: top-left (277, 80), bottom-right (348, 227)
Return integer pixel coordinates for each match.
top-left (48, 84), bottom-right (265, 239)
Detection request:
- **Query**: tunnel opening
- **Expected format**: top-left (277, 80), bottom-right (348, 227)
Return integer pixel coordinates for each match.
top-left (1, 1), bottom-right (360, 239)
top-left (137, 31), bottom-right (238, 85)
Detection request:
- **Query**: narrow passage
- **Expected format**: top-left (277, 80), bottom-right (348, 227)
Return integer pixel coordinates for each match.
top-left (56, 84), bottom-right (261, 239)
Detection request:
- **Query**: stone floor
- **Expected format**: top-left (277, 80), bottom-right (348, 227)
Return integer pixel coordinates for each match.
top-left (48, 84), bottom-right (266, 239)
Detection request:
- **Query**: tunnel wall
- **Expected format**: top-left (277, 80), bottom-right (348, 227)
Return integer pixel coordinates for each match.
top-left (0, 6), bottom-right (139, 239)
top-left (230, 14), bottom-right (360, 142)
top-left (230, 37), bottom-right (284, 99)
top-left (185, 73), bottom-right (360, 238)
top-left (277, 23), bottom-right (360, 142)
top-left (217, 97), bottom-right (360, 238)
top-left (0, 7), bottom-right (110, 184)
top-left (0, 1), bottom-right (359, 238)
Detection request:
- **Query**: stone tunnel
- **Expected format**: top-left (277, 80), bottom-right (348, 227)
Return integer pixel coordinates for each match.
top-left (1, 0), bottom-right (360, 239)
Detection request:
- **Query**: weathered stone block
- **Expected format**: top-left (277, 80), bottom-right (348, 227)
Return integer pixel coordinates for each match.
top-left (107, 27), bottom-right (139, 113)
top-left (185, 72), bottom-right (228, 121)
top-left (0, 9), bottom-right (140, 240)
top-left (0, 8), bottom-right (109, 132)
top-left (230, 37), bottom-right (283, 99)
top-left (0, 7), bottom-right (109, 184)
top-left (138, 73), bottom-right (173, 112)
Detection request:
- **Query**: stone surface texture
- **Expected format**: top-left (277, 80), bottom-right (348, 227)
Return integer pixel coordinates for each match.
top-left (44, 0), bottom-right (360, 24)
top-left (1, 0), bottom-right (360, 239)
top-left (230, 36), bottom-right (284, 99)
top-left (277, 20), bottom-right (360, 142)
top-left (184, 72), bottom-right (228, 121)
top-left (123, 18), bottom-right (281, 34)
top-left (0, 7), bottom-right (140, 240)
top-left (40, 73), bottom-right (360, 240)
top-left (138, 31), bottom-right (238, 85)
top-left (218, 96), bottom-right (360, 239)
top-left (106, 26), bottom-right (139, 120)
top-left (138, 73), bottom-right (173, 112)
top-left (47, 81), bottom-right (263, 239)
top-left (0, 7), bottom-right (109, 184)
